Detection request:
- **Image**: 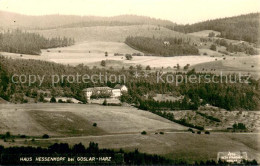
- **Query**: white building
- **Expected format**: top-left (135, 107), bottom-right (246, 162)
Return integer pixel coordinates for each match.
top-left (113, 84), bottom-right (128, 97)
top-left (114, 84), bottom-right (128, 92)
top-left (82, 84), bottom-right (127, 100)
top-left (83, 87), bottom-right (112, 100)
top-left (112, 89), bottom-right (121, 98)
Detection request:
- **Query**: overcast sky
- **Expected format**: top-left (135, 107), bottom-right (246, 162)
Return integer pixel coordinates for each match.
top-left (0, 0), bottom-right (259, 24)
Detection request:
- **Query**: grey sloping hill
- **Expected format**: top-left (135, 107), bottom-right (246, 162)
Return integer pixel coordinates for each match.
top-left (30, 25), bottom-right (195, 42)
top-left (0, 104), bottom-right (187, 136)
top-left (0, 11), bottom-right (175, 29)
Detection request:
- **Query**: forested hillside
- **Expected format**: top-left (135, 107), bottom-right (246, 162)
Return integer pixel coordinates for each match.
top-left (214, 38), bottom-right (258, 55)
top-left (60, 15), bottom-right (176, 29)
top-left (0, 29), bottom-right (74, 55)
top-left (0, 63), bottom-right (9, 101)
top-left (0, 56), bottom-right (259, 111)
top-left (173, 13), bottom-right (260, 44)
top-left (60, 21), bottom-right (138, 28)
top-left (125, 36), bottom-right (199, 56)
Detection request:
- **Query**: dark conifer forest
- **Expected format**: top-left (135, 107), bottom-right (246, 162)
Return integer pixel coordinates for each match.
top-left (0, 29), bottom-right (75, 55)
top-left (125, 36), bottom-right (199, 56)
top-left (173, 13), bottom-right (260, 44)
top-left (0, 56), bottom-right (259, 112)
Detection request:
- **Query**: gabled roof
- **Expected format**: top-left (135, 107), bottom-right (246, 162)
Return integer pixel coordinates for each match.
top-left (114, 84), bottom-right (124, 89)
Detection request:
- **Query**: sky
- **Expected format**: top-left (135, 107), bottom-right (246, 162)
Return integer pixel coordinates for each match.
top-left (0, 0), bottom-right (259, 24)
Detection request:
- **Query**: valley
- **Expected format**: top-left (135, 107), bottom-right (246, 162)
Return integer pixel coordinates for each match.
top-left (0, 9), bottom-right (259, 165)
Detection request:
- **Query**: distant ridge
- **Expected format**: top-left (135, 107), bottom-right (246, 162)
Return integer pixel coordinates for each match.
top-left (0, 11), bottom-right (175, 29)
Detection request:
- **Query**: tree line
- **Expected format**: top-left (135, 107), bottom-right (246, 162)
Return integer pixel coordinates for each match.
top-left (0, 142), bottom-right (175, 165)
top-left (0, 29), bottom-right (75, 55)
top-left (196, 111), bottom-right (221, 122)
top-left (120, 72), bottom-right (259, 111)
top-left (0, 56), bottom-right (259, 111)
top-left (125, 36), bottom-right (199, 56)
top-left (214, 39), bottom-right (258, 55)
top-left (173, 13), bottom-right (260, 44)
top-left (0, 142), bottom-right (257, 165)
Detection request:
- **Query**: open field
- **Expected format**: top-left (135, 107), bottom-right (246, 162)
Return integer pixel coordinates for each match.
top-left (5, 132), bottom-right (259, 162)
top-left (199, 48), bottom-right (223, 57)
top-left (0, 103), bottom-right (186, 136)
top-left (0, 41), bottom-right (217, 68)
top-left (30, 25), bottom-right (197, 43)
top-left (188, 30), bottom-right (256, 46)
top-left (0, 104), bottom-right (259, 162)
top-left (2, 45), bottom-right (257, 72)
top-left (188, 30), bottom-right (221, 38)
top-left (192, 55), bottom-right (260, 78)
top-left (2, 25), bottom-right (258, 70)
top-left (29, 110), bottom-right (106, 136)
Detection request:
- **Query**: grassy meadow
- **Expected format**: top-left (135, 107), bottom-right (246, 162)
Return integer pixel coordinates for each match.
top-left (29, 25), bottom-right (194, 43)
top-left (0, 103), bottom-right (259, 162)
top-left (9, 131), bottom-right (260, 162)
top-left (0, 41), bottom-right (217, 68)
top-left (0, 103), bottom-right (186, 137)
